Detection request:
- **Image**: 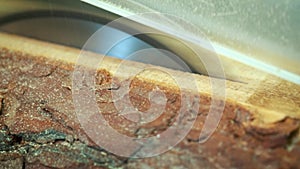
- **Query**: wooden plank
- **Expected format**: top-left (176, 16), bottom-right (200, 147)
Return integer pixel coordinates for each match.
top-left (0, 32), bottom-right (299, 168)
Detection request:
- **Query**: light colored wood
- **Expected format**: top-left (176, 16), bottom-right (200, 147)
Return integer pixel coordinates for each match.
top-left (0, 32), bottom-right (299, 126)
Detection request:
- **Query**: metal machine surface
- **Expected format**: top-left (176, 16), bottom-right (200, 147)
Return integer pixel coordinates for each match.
top-left (0, 0), bottom-right (191, 72)
top-left (0, 0), bottom-right (299, 84)
top-left (83, 0), bottom-right (300, 84)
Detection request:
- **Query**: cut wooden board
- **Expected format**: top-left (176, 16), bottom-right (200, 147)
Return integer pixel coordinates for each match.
top-left (0, 32), bottom-right (299, 122)
top-left (0, 32), bottom-right (299, 168)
